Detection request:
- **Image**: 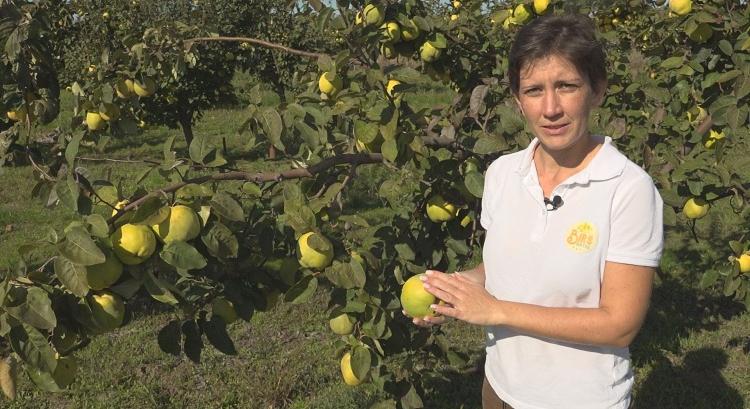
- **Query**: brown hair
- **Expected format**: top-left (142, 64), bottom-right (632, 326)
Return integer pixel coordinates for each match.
top-left (508, 14), bottom-right (607, 96)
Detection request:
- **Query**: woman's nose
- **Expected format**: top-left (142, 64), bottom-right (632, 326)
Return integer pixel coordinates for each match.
top-left (543, 91), bottom-right (563, 118)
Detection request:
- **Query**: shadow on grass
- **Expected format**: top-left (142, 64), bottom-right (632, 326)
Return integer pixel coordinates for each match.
top-left (634, 348), bottom-right (744, 409)
top-left (424, 364), bottom-right (484, 409)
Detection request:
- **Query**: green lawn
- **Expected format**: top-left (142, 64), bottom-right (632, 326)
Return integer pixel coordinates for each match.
top-left (0, 87), bottom-right (748, 408)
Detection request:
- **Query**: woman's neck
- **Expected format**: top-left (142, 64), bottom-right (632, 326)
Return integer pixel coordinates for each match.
top-left (534, 134), bottom-right (603, 194)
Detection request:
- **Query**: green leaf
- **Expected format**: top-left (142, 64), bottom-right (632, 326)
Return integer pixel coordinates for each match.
top-left (400, 384), bottom-right (424, 409)
top-left (659, 56), bottom-right (684, 69)
top-left (284, 275), bottom-right (318, 304)
top-left (381, 138), bottom-right (398, 162)
top-left (351, 345), bottom-right (371, 383)
top-left (128, 196), bottom-right (165, 225)
top-left (65, 132), bottom-right (82, 167)
top-left (57, 227), bottom-right (105, 266)
top-left (473, 133), bottom-right (508, 154)
top-left (144, 271), bottom-right (180, 305)
top-left (54, 256), bottom-right (89, 297)
top-left (719, 39), bottom-right (734, 57)
top-left (5, 287), bottom-right (57, 331)
top-left (9, 323), bottom-right (57, 374)
top-left (354, 120), bottom-right (379, 144)
top-left (201, 222), bottom-right (239, 259)
top-left (202, 316), bottom-right (237, 356)
top-left (85, 214), bottom-right (109, 238)
top-left (189, 134), bottom-right (211, 164)
top-left (54, 176), bottom-right (79, 212)
top-left (210, 192), bottom-right (245, 222)
top-left (294, 120), bottom-right (320, 149)
top-left (699, 269), bottom-right (720, 289)
top-left (348, 258), bottom-right (367, 288)
top-left (258, 107), bottom-right (284, 151)
top-left (157, 320), bottom-right (182, 356)
top-left (464, 171), bottom-right (484, 198)
top-left (160, 241), bottom-right (207, 272)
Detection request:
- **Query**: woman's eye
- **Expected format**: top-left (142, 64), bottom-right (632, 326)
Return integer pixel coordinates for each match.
top-left (525, 88), bottom-right (542, 96)
top-left (559, 83), bottom-right (578, 91)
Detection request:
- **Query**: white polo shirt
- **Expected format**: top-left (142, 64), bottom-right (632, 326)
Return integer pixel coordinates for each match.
top-left (481, 136), bottom-right (663, 409)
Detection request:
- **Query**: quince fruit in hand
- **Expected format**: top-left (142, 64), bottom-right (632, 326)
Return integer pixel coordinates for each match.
top-left (400, 274), bottom-right (438, 319)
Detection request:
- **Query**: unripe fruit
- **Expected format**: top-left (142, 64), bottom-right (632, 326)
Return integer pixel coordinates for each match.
top-left (380, 42), bottom-right (396, 59)
top-left (426, 194), bottom-right (458, 222)
top-left (86, 249), bottom-right (123, 290)
top-left (297, 231), bottom-right (334, 269)
top-left (86, 112), bottom-right (105, 131)
top-left (737, 253), bottom-right (750, 273)
top-left (99, 103), bottom-right (120, 121)
top-left (90, 291), bottom-right (125, 332)
top-left (134, 77), bottom-right (156, 97)
top-left (212, 297), bottom-right (238, 324)
top-left (400, 21), bottom-right (420, 42)
top-left (329, 313), bottom-right (355, 335)
top-left (400, 274), bottom-right (437, 318)
top-left (115, 79), bottom-right (134, 98)
top-left (683, 198), bottom-right (709, 219)
top-left (340, 352), bottom-right (364, 386)
top-left (419, 41), bottom-right (441, 63)
top-left (318, 71), bottom-right (343, 95)
top-left (669, 0), bottom-right (692, 16)
top-left (111, 223), bottom-right (157, 265)
top-left (152, 205), bottom-right (202, 243)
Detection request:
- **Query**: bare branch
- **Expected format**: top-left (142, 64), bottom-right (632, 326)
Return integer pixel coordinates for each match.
top-left (186, 36), bottom-right (326, 59)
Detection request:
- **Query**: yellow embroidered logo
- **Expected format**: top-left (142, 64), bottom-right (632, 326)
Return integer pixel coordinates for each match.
top-left (565, 221), bottom-right (598, 253)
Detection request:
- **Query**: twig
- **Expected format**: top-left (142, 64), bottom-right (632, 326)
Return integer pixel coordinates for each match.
top-left (185, 36), bottom-right (326, 59)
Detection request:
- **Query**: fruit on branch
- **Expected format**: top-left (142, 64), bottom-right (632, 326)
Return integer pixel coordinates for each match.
top-left (86, 249), bottom-right (124, 290)
top-left (86, 112), bottom-right (105, 131)
top-left (134, 77), bottom-right (157, 97)
top-left (419, 41), bottom-right (441, 63)
top-left (669, 0), bottom-right (692, 16)
top-left (115, 79), bottom-right (135, 98)
top-left (90, 291), bottom-right (126, 332)
top-left (329, 313), bottom-right (355, 335)
top-left (400, 274), bottom-right (437, 318)
top-left (318, 71), bottom-right (342, 95)
top-left (450, 14), bottom-right (459, 21)
top-left (704, 129), bottom-right (725, 149)
top-left (380, 42), bottom-right (396, 59)
top-left (426, 194), bottom-right (458, 222)
top-left (513, 4), bottom-right (532, 24)
top-left (6, 107), bottom-right (27, 122)
top-left (99, 103), bottom-right (120, 121)
top-left (111, 223), bottom-right (157, 265)
top-left (737, 253), bottom-right (750, 274)
top-left (362, 3), bottom-right (385, 26)
top-left (212, 297), bottom-right (238, 324)
top-left (452, 1), bottom-right (462, 9)
top-left (534, 0), bottom-right (550, 14)
top-left (297, 231), bottom-right (334, 270)
top-left (682, 197), bottom-right (709, 219)
top-left (152, 205), bottom-right (201, 243)
top-left (380, 21), bottom-right (401, 43)
top-left (400, 20), bottom-right (420, 42)
top-left (386, 79), bottom-right (402, 100)
top-left (340, 352), bottom-right (364, 386)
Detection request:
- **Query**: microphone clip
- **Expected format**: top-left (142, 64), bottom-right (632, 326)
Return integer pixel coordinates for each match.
top-left (544, 195), bottom-right (563, 211)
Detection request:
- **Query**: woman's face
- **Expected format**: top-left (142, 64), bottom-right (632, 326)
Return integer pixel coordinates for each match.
top-left (515, 54), bottom-right (605, 153)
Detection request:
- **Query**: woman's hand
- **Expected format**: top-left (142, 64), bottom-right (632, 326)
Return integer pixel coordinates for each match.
top-left (421, 269), bottom-right (500, 326)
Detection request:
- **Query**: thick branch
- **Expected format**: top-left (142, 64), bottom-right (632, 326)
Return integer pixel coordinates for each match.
top-left (185, 36), bottom-right (327, 59)
top-left (109, 153), bottom-right (383, 224)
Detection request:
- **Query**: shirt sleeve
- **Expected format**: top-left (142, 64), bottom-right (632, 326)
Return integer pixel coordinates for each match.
top-left (606, 171), bottom-right (664, 267)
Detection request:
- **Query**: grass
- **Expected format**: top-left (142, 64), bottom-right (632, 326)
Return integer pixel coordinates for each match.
top-left (1, 85), bottom-right (748, 408)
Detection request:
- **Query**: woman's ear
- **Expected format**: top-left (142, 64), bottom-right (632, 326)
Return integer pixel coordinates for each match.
top-left (514, 95), bottom-right (525, 116)
top-left (593, 81), bottom-right (607, 106)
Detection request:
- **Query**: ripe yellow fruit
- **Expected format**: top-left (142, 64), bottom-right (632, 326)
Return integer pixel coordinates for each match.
top-left (400, 21), bottom-right (420, 42)
top-left (452, 0), bottom-right (462, 9)
top-left (90, 291), bottom-right (125, 332)
top-left (683, 197), bottom-right (709, 219)
top-left (111, 223), bottom-right (157, 265)
top-left (329, 313), bottom-right (355, 335)
top-left (86, 250), bottom-right (123, 290)
top-left (737, 253), bottom-right (750, 273)
top-left (86, 111), bottom-right (105, 131)
top-left (362, 3), bottom-right (385, 26)
top-left (400, 274), bottom-right (437, 318)
top-left (513, 4), bottom-right (532, 24)
top-left (380, 21), bottom-right (401, 42)
top-left (354, 11), bottom-right (363, 25)
top-left (704, 129), bottom-right (725, 149)
top-left (212, 297), bottom-right (238, 324)
top-left (534, 0), bottom-right (550, 14)
top-left (6, 106), bottom-right (27, 122)
top-left (386, 79), bottom-right (402, 99)
top-left (111, 199), bottom-right (132, 224)
top-left (340, 352), bottom-right (364, 386)
top-left (419, 41), bottom-right (441, 63)
top-left (115, 79), bottom-right (134, 98)
top-left (318, 71), bottom-right (343, 95)
top-left (450, 14), bottom-right (459, 21)
top-left (297, 231), bottom-right (334, 270)
top-left (152, 205), bottom-right (202, 243)
top-left (426, 194), bottom-right (458, 222)
top-left (99, 103), bottom-right (120, 121)
top-left (134, 77), bottom-right (157, 97)
top-left (380, 42), bottom-right (396, 59)
top-left (669, 0), bottom-right (692, 16)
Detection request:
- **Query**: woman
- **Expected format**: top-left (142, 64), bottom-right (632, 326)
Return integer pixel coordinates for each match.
top-left (411, 14), bottom-right (663, 409)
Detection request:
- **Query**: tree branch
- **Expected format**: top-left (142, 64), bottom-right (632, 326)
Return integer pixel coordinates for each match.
top-left (185, 36), bottom-right (327, 59)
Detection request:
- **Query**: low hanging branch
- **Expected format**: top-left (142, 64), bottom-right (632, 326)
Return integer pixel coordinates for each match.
top-left (107, 152), bottom-right (383, 224)
top-left (184, 36), bottom-right (327, 60)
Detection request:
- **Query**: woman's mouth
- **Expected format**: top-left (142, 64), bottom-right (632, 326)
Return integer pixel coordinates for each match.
top-left (541, 123), bottom-right (570, 136)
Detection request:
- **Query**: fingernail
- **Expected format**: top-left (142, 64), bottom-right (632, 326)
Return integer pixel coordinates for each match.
top-left (425, 270), bottom-right (434, 276)
top-left (422, 282), bottom-right (431, 289)
top-left (430, 304), bottom-right (437, 309)
top-left (420, 275), bottom-right (428, 281)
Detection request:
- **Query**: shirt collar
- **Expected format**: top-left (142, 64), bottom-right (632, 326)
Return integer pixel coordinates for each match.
top-left (515, 136), bottom-right (628, 184)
